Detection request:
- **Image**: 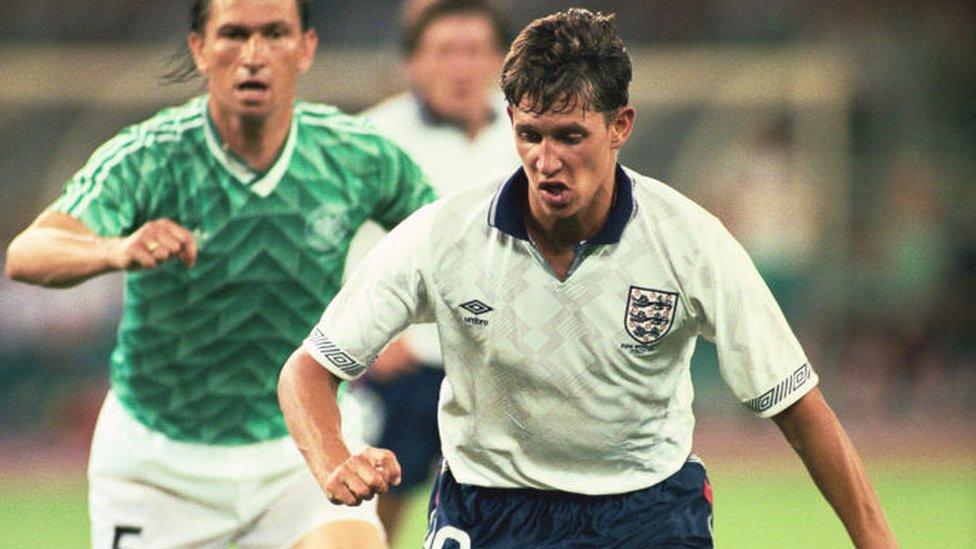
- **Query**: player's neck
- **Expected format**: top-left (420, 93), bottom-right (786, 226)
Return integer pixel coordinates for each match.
top-left (526, 181), bottom-right (615, 251)
top-left (424, 99), bottom-right (493, 141)
top-left (210, 103), bottom-right (293, 172)
top-left (459, 103), bottom-right (493, 140)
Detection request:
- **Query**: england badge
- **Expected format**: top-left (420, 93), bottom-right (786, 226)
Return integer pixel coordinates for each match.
top-left (624, 286), bottom-right (679, 345)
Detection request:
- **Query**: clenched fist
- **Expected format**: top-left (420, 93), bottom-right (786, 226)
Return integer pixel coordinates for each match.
top-left (324, 447), bottom-right (402, 506)
top-left (115, 218), bottom-right (197, 270)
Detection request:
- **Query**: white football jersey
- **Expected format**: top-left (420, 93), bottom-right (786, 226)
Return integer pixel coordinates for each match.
top-left (306, 165), bottom-right (817, 495)
top-left (347, 92), bottom-right (521, 363)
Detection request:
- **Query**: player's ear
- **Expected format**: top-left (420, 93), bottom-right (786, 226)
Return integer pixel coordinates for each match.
top-left (298, 28), bottom-right (318, 74)
top-left (506, 104), bottom-right (514, 124)
top-left (188, 32), bottom-right (208, 76)
top-left (609, 106), bottom-right (635, 150)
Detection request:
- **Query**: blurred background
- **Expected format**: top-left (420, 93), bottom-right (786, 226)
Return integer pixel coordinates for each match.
top-left (1, 1), bottom-right (973, 547)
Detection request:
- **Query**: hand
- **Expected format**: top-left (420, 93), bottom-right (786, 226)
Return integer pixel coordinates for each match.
top-left (114, 218), bottom-right (197, 270)
top-left (323, 447), bottom-right (402, 506)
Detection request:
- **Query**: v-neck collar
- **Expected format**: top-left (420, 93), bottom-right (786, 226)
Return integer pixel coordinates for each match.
top-left (202, 96), bottom-right (298, 198)
top-left (488, 164), bottom-right (635, 244)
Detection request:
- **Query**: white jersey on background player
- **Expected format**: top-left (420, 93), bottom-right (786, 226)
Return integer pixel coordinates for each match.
top-left (310, 165), bottom-right (817, 493)
top-left (346, 91), bottom-right (518, 361)
top-left (366, 91), bottom-right (516, 194)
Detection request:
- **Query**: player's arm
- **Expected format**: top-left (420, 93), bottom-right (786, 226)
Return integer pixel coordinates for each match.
top-left (372, 137), bottom-right (437, 231)
top-left (5, 210), bottom-right (197, 288)
top-left (693, 218), bottom-right (896, 546)
top-left (280, 201), bottom-right (435, 506)
top-left (772, 388), bottom-right (897, 548)
top-left (278, 347), bottom-right (401, 506)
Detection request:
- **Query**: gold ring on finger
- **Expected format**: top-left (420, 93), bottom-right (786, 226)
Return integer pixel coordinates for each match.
top-left (147, 241), bottom-right (160, 252)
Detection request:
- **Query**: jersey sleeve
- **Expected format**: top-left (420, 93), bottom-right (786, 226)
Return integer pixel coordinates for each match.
top-left (370, 139), bottom-right (438, 231)
top-left (691, 218), bottom-right (818, 418)
top-left (304, 204), bottom-right (436, 381)
top-left (47, 130), bottom-right (148, 236)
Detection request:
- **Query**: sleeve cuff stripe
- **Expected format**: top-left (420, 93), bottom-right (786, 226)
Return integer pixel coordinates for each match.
top-left (305, 327), bottom-right (367, 379)
top-left (745, 363), bottom-right (813, 414)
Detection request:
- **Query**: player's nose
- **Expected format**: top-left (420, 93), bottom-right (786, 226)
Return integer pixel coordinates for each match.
top-left (241, 35), bottom-right (268, 70)
top-left (535, 140), bottom-right (562, 176)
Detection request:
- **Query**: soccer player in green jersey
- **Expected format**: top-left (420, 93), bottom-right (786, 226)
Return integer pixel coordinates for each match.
top-left (4, 0), bottom-right (428, 547)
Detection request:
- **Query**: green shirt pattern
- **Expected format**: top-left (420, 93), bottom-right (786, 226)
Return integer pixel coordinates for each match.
top-left (51, 96), bottom-right (436, 444)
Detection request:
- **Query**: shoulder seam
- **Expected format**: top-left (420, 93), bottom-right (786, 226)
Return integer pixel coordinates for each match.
top-left (66, 112), bottom-right (204, 214)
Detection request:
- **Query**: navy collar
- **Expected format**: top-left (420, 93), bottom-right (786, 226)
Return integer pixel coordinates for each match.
top-left (488, 164), bottom-right (635, 244)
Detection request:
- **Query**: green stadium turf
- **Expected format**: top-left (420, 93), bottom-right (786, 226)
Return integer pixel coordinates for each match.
top-left (1, 461), bottom-right (972, 548)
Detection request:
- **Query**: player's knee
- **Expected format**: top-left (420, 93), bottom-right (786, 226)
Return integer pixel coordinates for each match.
top-left (292, 519), bottom-right (387, 549)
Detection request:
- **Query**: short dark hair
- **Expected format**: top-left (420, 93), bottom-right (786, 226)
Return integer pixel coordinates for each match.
top-left (501, 8), bottom-right (632, 116)
top-left (162, 0), bottom-right (312, 84)
top-left (401, 0), bottom-right (512, 57)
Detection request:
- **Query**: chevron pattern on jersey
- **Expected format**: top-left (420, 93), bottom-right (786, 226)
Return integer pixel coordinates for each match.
top-left (55, 97), bottom-right (434, 444)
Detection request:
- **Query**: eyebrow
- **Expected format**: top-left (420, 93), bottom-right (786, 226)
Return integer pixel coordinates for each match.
top-left (215, 20), bottom-right (292, 34)
top-left (514, 121), bottom-right (589, 134)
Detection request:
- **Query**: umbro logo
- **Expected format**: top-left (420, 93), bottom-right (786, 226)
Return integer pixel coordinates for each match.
top-left (460, 299), bottom-right (493, 326)
top-left (460, 300), bottom-right (493, 315)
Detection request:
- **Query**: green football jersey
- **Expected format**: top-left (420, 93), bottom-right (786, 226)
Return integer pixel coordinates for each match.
top-left (51, 96), bottom-right (436, 445)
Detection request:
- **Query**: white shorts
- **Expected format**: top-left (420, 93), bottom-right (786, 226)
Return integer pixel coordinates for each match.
top-left (88, 392), bottom-right (382, 548)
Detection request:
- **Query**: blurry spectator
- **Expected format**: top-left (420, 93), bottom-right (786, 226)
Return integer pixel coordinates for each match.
top-left (699, 115), bottom-right (823, 318)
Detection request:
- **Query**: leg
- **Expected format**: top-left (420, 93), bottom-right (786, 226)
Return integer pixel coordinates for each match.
top-left (292, 520), bottom-right (387, 549)
top-left (376, 492), bottom-right (408, 543)
top-left (90, 476), bottom-right (236, 549)
top-left (88, 393), bottom-right (237, 548)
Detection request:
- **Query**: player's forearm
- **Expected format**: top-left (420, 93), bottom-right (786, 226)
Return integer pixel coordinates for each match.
top-left (5, 226), bottom-right (122, 287)
top-left (278, 348), bottom-right (353, 487)
top-left (773, 389), bottom-right (897, 548)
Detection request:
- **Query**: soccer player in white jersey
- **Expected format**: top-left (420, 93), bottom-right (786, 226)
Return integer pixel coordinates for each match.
top-left (4, 0), bottom-right (433, 547)
top-left (279, 8), bottom-right (897, 548)
top-left (347, 0), bottom-right (518, 539)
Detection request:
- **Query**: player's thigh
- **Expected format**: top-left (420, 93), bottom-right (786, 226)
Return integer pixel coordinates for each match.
top-left (88, 394), bottom-right (236, 548)
top-left (237, 463), bottom-right (386, 549)
top-left (90, 475), bottom-right (234, 549)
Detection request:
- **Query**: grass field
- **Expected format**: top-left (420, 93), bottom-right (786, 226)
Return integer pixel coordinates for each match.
top-left (2, 459), bottom-right (973, 548)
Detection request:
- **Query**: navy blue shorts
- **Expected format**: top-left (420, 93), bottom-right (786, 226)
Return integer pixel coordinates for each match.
top-left (356, 366), bottom-right (444, 493)
top-left (424, 459), bottom-right (713, 548)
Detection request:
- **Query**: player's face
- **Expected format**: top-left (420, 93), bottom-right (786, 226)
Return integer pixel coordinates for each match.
top-left (406, 13), bottom-right (503, 122)
top-left (189, 0), bottom-right (317, 121)
top-left (509, 97), bottom-right (635, 224)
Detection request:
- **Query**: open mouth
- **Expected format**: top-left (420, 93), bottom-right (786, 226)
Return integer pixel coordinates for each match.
top-left (236, 80), bottom-right (269, 91)
top-left (538, 182), bottom-right (571, 205)
top-left (235, 80), bottom-right (270, 101)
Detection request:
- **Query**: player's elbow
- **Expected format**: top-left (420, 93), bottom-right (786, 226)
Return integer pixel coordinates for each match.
top-left (278, 347), bottom-right (342, 404)
top-left (278, 349), bottom-right (302, 401)
top-left (5, 232), bottom-right (80, 288)
top-left (5, 247), bottom-right (59, 287)
top-left (4, 235), bottom-right (33, 283)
